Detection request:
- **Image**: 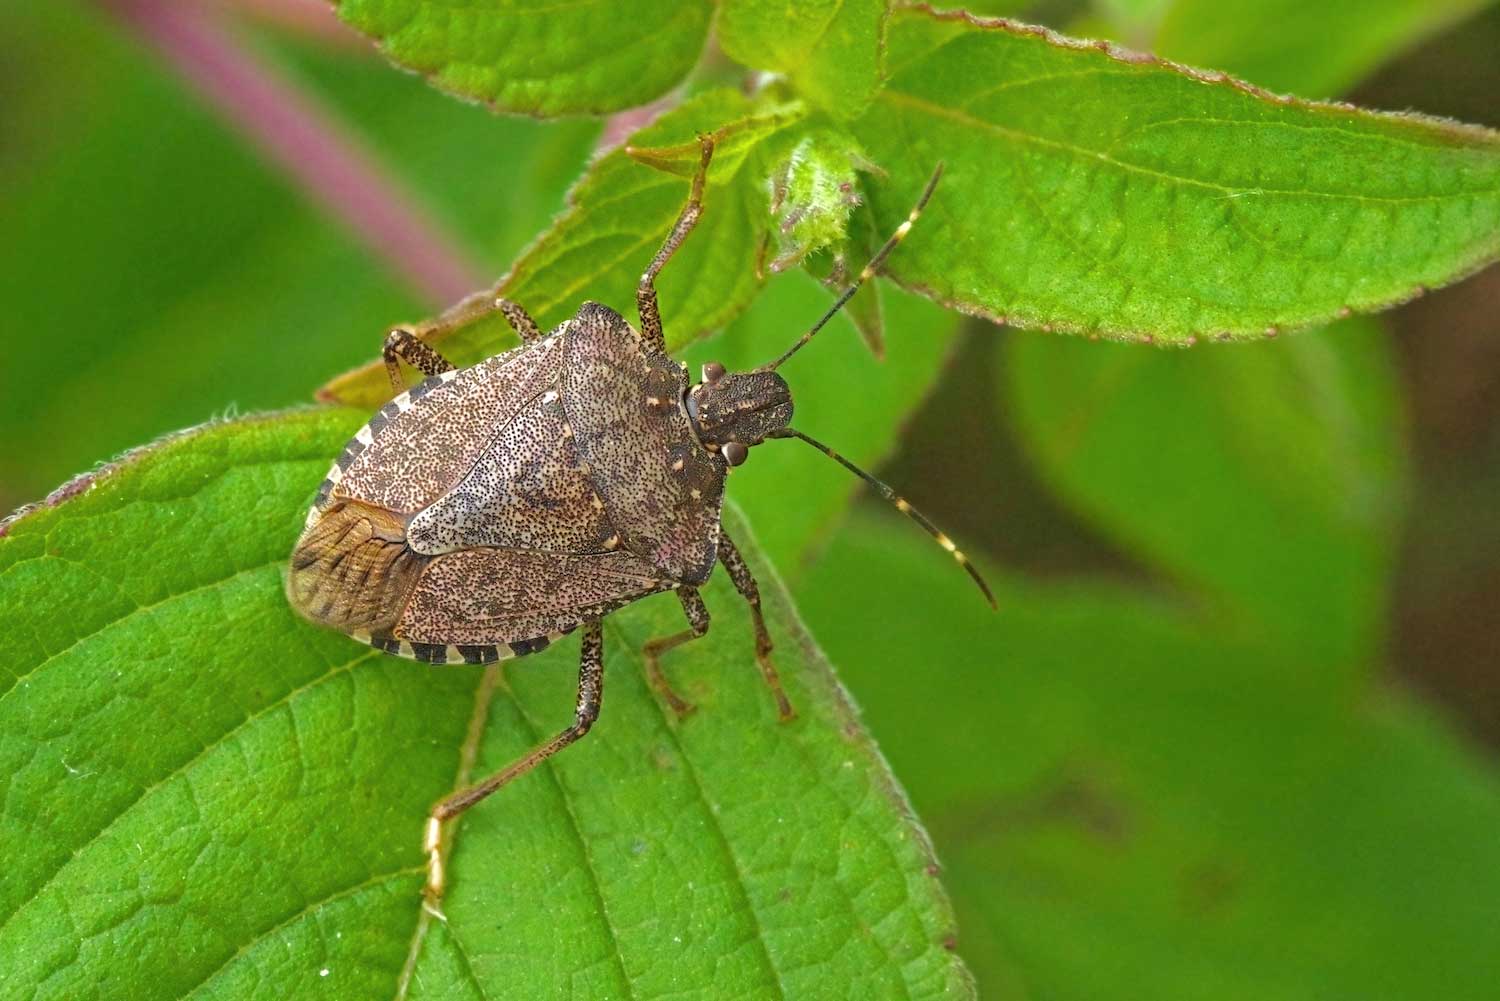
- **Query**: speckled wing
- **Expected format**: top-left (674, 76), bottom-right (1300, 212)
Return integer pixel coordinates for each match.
top-left (559, 302), bottom-right (727, 585)
top-left (395, 548), bottom-right (671, 649)
top-left (322, 336), bottom-right (563, 516)
top-left (405, 376), bottom-right (617, 557)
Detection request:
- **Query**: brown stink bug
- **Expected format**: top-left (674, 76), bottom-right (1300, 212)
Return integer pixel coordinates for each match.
top-left (286, 138), bottom-right (993, 903)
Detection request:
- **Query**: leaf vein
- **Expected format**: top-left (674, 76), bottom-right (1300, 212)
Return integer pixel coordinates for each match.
top-left (0, 645), bottom-right (377, 935)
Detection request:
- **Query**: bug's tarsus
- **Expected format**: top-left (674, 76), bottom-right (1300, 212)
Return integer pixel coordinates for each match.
top-left (383, 329), bottom-right (455, 393)
top-left (641, 588), bottom-right (709, 717)
top-left (766, 163), bottom-right (944, 372)
top-left (718, 532), bottom-right (795, 721)
top-left (773, 428), bottom-right (997, 610)
top-left (637, 135), bottom-right (715, 352)
top-left (423, 620), bottom-right (605, 901)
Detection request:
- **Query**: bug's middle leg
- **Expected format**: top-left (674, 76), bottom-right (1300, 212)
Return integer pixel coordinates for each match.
top-left (641, 587), bottom-right (709, 718)
top-left (636, 136), bottom-right (714, 353)
top-left (717, 531), bottom-right (795, 721)
top-left (424, 621), bottom-right (604, 902)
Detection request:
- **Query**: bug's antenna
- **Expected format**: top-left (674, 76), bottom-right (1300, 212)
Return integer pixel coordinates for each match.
top-left (774, 427), bottom-right (996, 609)
top-left (765, 163), bottom-right (944, 372)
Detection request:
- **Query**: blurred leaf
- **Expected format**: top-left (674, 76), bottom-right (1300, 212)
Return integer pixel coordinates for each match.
top-left (682, 274), bottom-right (962, 574)
top-left (1005, 318), bottom-right (1406, 675)
top-left (719, 0), bottom-right (891, 119)
top-left (323, 89), bottom-right (813, 408)
top-left (1154, 0), bottom-right (1498, 99)
top-left (332, 0), bottom-right (713, 117)
top-left (848, 6), bottom-right (1500, 344)
top-left (0, 5), bottom-right (597, 508)
top-left (0, 410), bottom-right (973, 999)
top-left (800, 512), bottom-right (1500, 1000)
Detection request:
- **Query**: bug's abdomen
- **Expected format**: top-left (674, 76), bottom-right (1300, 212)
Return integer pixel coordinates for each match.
top-left (287, 501), bottom-right (427, 634)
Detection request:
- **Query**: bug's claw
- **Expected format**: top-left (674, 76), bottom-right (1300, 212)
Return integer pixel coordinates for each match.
top-left (756, 648), bottom-right (796, 721)
top-left (643, 646), bottom-right (698, 719)
top-left (423, 815), bottom-right (448, 911)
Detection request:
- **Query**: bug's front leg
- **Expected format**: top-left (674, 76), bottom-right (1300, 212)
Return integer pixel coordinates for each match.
top-left (636, 136), bottom-right (714, 353)
top-left (717, 532), bottom-right (795, 721)
top-left (424, 621), bottom-right (604, 906)
top-left (641, 587), bottom-right (710, 717)
top-left (382, 329), bottom-right (455, 393)
top-left (383, 293), bottom-right (544, 393)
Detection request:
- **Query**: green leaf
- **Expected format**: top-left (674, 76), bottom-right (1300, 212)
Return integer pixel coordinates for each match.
top-left (799, 512), bottom-right (1500, 1000)
top-left (332, 0), bottom-right (713, 117)
top-left (1155, 0), bottom-right (1497, 99)
top-left (718, 0), bottom-right (892, 119)
top-left (0, 411), bottom-right (972, 999)
top-left (1004, 317), bottom-right (1407, 675)
top-left (846, 6), bottom-right (1500, 343)
top-left (323, 89), bottom-right (811, 409)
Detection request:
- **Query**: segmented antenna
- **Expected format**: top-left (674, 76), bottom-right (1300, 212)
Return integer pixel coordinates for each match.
top-left (775, 428), bottom-right (996, 609)
top-left (766, 163), bottom-right (945, 372)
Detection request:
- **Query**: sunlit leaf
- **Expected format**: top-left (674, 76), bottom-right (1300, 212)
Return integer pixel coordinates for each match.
top-left (847, 6), bottom-right (1500, 343)
top-left (719, 0), bottom-right (891, 118)
top-left (332, 0), bottom-right (713, 116)
top-left (0, 410), bottom-right (972, 999)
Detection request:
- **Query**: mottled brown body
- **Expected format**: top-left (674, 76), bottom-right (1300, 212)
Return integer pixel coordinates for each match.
top-left (288, 303), bottom-right (727, 664)
top-left (284, 139), bottom-right (984, 907)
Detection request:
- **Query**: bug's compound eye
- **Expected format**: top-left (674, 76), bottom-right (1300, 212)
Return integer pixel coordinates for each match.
top-left (702, 361), bottom-right (727, 384)
top-left (722, 441), bottom-right (749, 466)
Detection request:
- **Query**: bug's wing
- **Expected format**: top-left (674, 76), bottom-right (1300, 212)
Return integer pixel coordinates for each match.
top-left (396, 547), bottom-right (671, 647)
top-left (329, 336), bottom-right (563, 516)
top-left (560, 302), bottom-right (727, 585)
top-left (287, 500), bottom-right (429, 634)
top-left (406, 386), bottom-right (617, 557)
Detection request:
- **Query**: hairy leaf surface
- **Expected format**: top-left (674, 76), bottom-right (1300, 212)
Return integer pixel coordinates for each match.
top-left (332, 0), bottom-right (713, 116)
top-left (848, 5), bottom-right (1500, 343)
top-left (0, 410), bottom-right (971, 999)
top-left (718, 0), bottom-right (891, 118)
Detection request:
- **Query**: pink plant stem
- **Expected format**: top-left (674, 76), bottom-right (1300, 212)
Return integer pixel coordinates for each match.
top-left (102, 0), bottom-right (488, 307)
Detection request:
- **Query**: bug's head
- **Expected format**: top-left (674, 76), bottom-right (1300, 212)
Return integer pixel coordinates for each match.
top-left (686, 363), bottom-right (793, 465)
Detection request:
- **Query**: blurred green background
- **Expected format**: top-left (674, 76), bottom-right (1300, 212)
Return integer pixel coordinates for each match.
top-left (5, 1), bottom-right (1499, 996)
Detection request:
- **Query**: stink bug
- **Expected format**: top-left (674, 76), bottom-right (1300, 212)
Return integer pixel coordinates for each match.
top-left (286, 138), bottom-right (993, 902)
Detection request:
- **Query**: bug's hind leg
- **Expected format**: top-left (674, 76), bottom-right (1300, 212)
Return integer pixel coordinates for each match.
top-left (636, 136), bottom-right (714, 353)
top-left (424, 621), bottom-right (604, 904)
top-left (718, 532), bottom-right (795, 721)
top-left (641, 587), bottom-right (710, 718)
